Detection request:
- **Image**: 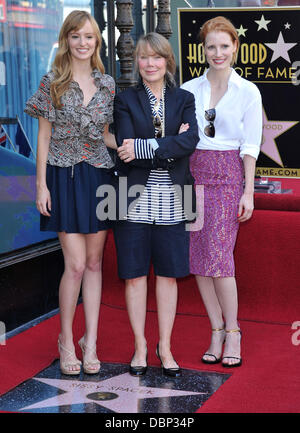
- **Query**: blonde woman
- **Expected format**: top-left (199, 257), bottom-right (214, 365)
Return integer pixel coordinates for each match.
top-left (113, 33), bottom-right (199, 377)
top-left (25, 10), bottom-right (116, 375)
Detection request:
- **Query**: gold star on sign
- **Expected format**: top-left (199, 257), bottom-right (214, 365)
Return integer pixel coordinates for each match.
top-left (236, 25), bottom-right (248, 37)
top-left (255, 15), bottom-right (271, 31)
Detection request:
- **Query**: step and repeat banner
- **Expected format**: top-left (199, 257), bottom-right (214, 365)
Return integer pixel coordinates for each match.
top-left (178, 7), bottom-right (300, 178)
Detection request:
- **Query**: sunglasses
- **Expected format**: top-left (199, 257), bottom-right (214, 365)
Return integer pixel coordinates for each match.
top-left (153, 114), bottom-right (162, 138)
top-left (204, 108), bottom-right (216, 138)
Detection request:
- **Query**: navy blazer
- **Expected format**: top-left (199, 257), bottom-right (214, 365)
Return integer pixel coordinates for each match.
top-left (113, 83), bottom-right (200, 220)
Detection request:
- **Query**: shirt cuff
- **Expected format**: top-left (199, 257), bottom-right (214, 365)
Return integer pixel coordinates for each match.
top-left (239, 143), bottom-right (260, 160)
top-left (134, 139), bottom-right (155, 159)
top-left (148, 138), bottom-right (159, 151)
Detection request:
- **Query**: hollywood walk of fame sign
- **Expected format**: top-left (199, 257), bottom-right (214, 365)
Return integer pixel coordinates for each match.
top-left (178, 7), bottom-right (300, 178)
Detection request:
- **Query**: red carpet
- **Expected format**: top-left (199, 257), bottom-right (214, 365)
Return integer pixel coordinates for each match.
top-left (2, 179), bottom-right (300, 412)
top-left (1, 227), bottom-right (300, 413)
top-left (1, 303), bottom-right (299, 413)
top-left (103, 221), bottom-right (300, 325)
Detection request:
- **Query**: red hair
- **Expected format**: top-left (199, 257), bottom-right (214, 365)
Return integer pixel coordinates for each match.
top-left (199, 16), bottom-right (239, 65)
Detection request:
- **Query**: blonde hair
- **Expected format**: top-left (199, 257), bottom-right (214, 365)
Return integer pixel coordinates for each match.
top-left (50, 10), bottom-right (104, 108)
top-left (199, 16), bottom-right (239, 66)
top-left (134, 32), bottom-right (176, 87)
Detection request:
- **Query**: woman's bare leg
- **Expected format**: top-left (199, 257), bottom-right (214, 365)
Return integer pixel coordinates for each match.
top-left (125, 276), bottom-right (148, 366)
top-left (195, 275), bottom-right (225, 362)
top-left (58, 232), bottom-right (86, 372)
top-left (156, 276), bottom-right (179, 369)
top-left (214, 277), bottom-right (241, 366)
top-left (81, 231), bottom-right (107, 345)
top-left (80, 230), bottom-right (107, 369)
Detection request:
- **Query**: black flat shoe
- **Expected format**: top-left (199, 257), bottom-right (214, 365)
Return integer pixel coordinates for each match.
top-left (129, 365), bottom-right (148, 376)
top-left (156, 344), bottom-right (181, 377)
top-left (129, 351), bottom-right (147, 376)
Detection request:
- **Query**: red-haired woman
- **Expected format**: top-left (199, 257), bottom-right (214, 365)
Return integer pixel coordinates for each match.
top-left (182, 16), bottom-right (262, 367)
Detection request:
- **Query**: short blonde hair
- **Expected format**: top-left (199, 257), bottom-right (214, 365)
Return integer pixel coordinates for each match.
top-left (199, 16), bottom-right (239, 66)
top-left (134, 32), bottom-right (176, 86)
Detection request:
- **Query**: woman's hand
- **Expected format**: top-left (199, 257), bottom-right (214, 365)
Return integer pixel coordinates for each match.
top-left (117, 138), bottom-right (135, 162)
top-left (238, 192), bottom-right (254, 222)
top-left (178, 123), bottom-right (189, 134)
top-left (36, 185), bottom-right (51, 217)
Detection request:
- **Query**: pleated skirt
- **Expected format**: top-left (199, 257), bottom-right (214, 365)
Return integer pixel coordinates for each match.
top-left (40, 162), bottom-right (112, 233)
top-left (189, 149), bottom-right (244, 277)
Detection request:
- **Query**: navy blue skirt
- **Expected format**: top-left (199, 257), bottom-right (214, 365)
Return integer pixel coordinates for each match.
top-left (41, 162), bottom-right (113, 233)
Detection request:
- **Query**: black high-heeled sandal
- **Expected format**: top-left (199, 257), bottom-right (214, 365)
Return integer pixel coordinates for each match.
top-left (129, 350), bottom-right (148, 376)
top-left (222, 328), bottom-right (242, 368)
top-left (201, 326), bottom-right (226, 364)
top-left (156, 344), bottom-right (181, 377)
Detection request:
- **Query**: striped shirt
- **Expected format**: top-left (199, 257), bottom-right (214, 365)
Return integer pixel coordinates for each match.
top-left (127, 84), bottom-right (186, 225)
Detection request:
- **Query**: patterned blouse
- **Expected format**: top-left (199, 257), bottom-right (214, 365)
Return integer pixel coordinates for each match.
top-left (24, 69), bottom-right (115, 170)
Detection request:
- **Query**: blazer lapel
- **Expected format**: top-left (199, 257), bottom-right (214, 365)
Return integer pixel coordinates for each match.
top-left (164, 87), bottom-right (177, 136)
top-left (137, 87), bottom-right (155, 136)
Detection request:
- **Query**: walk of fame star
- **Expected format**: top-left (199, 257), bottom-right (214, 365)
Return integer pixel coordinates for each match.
top-left (265, 32), bottom-right (297, 64)
top-left (261, 107), bottom-right (299, 167)
top-left (0, 362), bottom-right (230, 413)
top-left (20, 373), bottom-right (206, 413)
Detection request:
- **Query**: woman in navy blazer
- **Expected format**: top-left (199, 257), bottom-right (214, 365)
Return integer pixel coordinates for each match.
top-left (113, 33), bottom-right (199, 377)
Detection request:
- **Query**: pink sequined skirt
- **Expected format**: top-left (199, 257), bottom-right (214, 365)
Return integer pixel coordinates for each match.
top-left (189, 149), bottom-right (244, 277)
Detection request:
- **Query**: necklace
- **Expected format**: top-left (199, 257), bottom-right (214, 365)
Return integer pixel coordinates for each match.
top-left (153, 89), bottom-right (162, 114)
top-left (153, 86), bottom-right (165, 138)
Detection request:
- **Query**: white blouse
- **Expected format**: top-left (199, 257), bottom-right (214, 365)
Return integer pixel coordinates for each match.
top-left (181, 68), bottom-right (262, 160)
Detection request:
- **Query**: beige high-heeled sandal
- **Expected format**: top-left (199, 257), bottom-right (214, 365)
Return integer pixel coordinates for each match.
top-left (58, 338), bottom-right (81, 375)
top-left (201, 326), bottom-right (226, 364)
top-left (78, 337), bottom-right (101, 374)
